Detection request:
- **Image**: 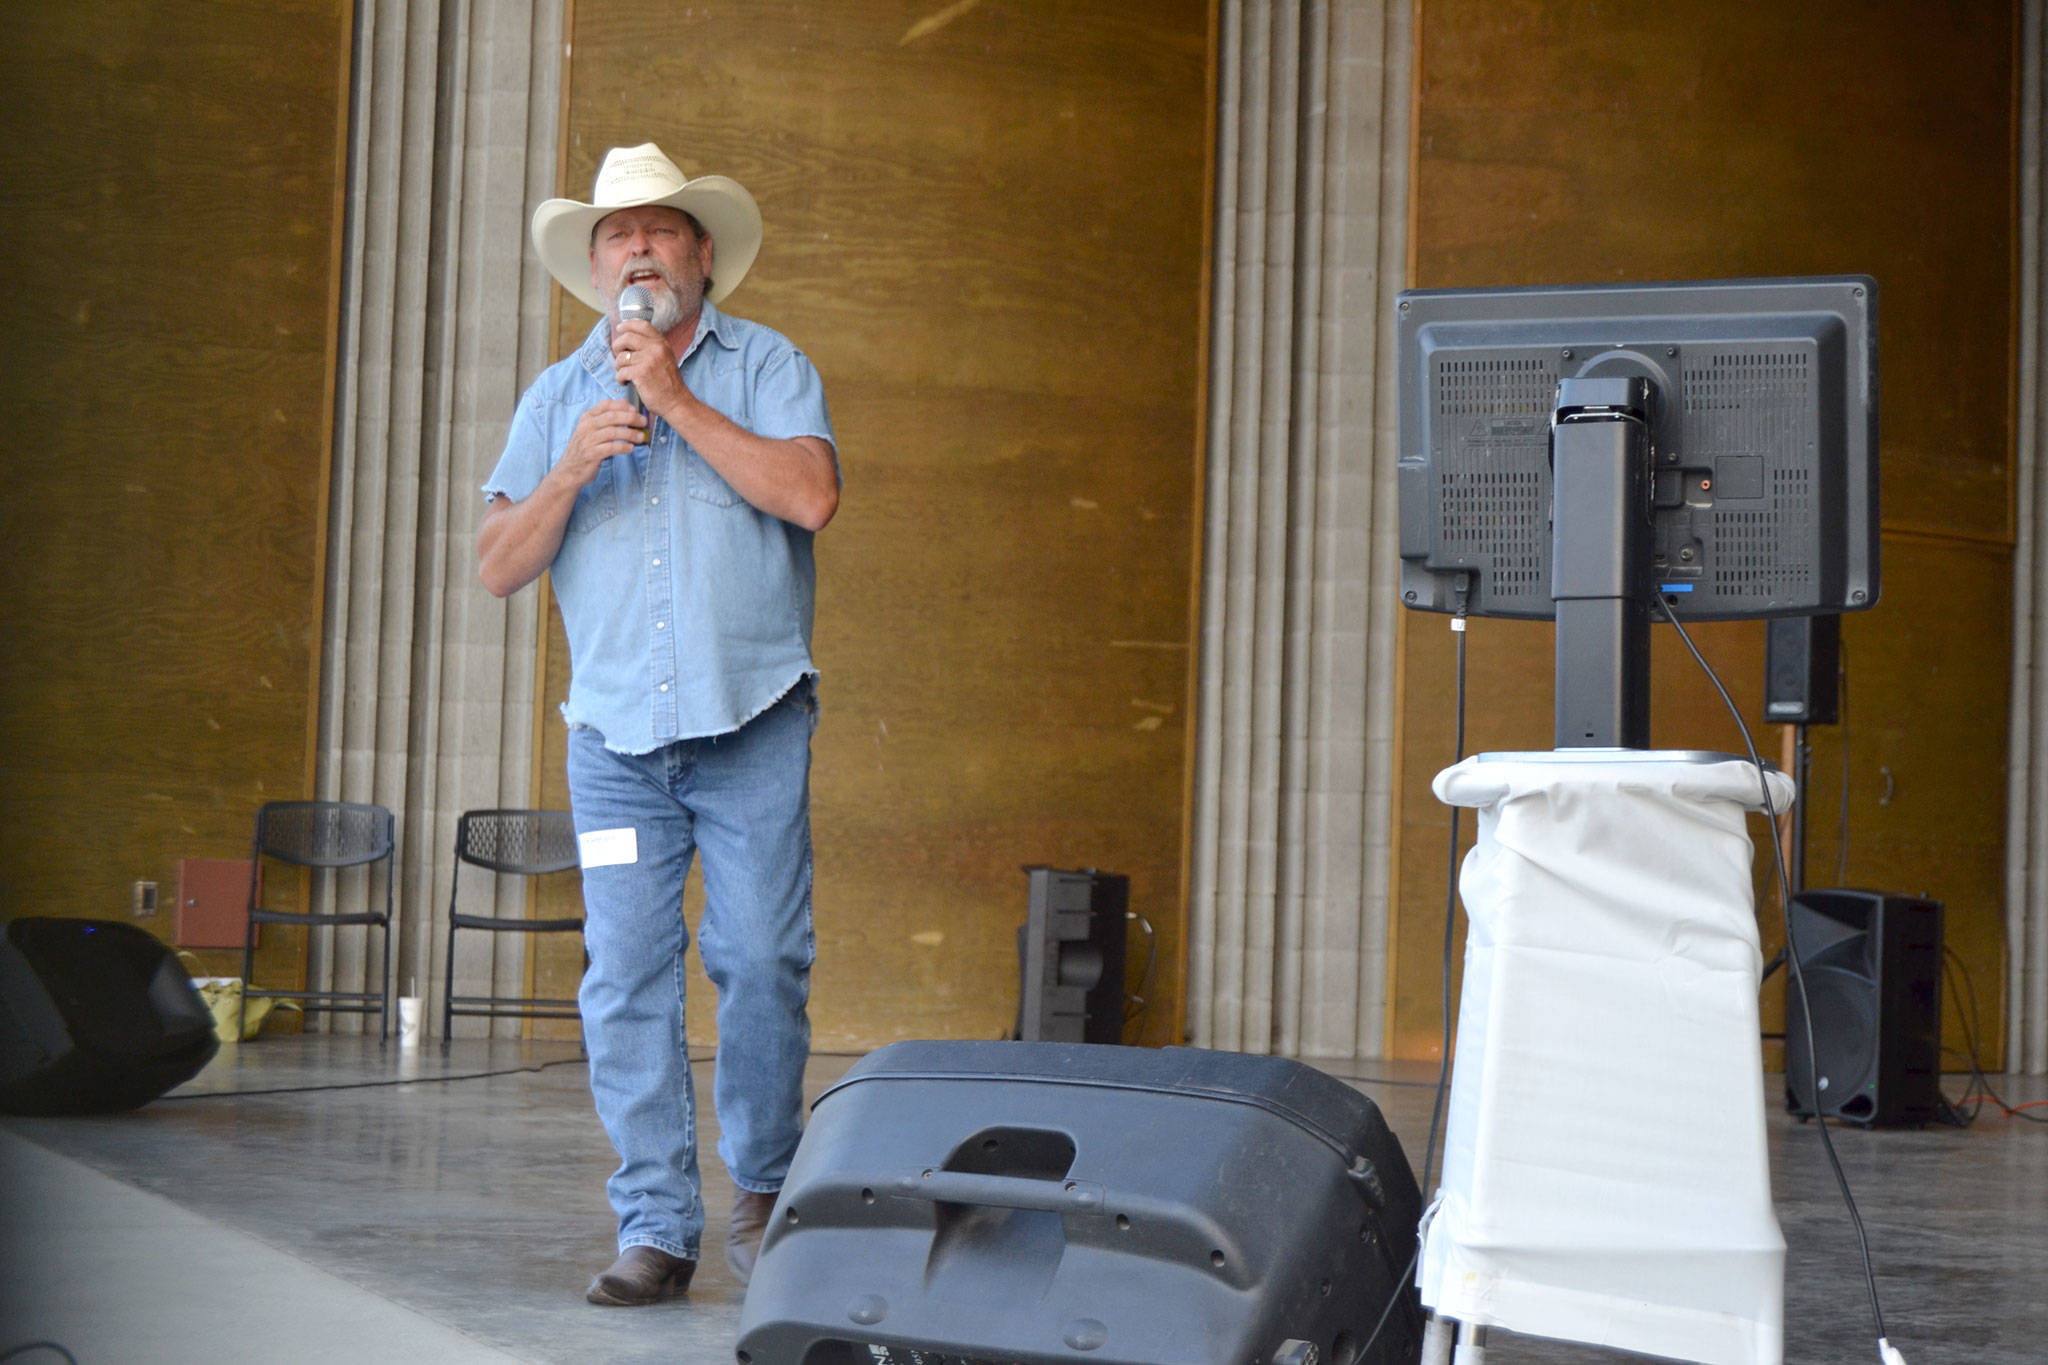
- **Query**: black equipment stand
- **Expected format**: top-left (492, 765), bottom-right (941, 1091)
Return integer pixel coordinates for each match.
top-left (1550, 376), bottom-right (1655, 749)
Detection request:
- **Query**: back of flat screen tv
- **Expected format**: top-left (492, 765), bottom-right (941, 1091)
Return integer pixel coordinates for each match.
top-left (1395, 276), bottom-right (1879, 623)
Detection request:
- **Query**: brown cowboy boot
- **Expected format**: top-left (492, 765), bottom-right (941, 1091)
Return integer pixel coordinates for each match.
top-left (585, 1245), bottom-right (696, 1306)
top-left (725, 1190), bottom-right (777, 1284)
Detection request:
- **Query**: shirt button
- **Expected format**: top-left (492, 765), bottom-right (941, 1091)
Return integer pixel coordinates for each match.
top-left (651, 558), bottom-right (661, 567)
top-left (656, 621), bottom-right (666, 630)
top-left (651, 497), bottom-right (659, 505)
top-left (660, 684), bottom-right (669, 693)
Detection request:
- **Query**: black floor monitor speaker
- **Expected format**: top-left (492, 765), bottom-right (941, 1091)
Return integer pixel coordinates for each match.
top-left (1784, 889), bottom-right (1941, 1127)
top-left (1764, 614), bottom-right (1840, 725)
top-left (0, 917), bottom-right (219, 1115)
top-left (1015, 867), bottom-right (1128, 1044)
top-left (737, 1041), bottom-right (1425, 1365)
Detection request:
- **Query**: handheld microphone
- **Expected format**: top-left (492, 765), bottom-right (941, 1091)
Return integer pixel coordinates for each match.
top-left (617, 284), bottom-right (655, 440)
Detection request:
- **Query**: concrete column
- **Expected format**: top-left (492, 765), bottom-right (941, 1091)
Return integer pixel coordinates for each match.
top-left (314, 0), bottom-right (564, 1035)
top-left (1189, 0), bottom-right (1412, 1059)
top-left (2009, 0), bottom-right (2048, 1075)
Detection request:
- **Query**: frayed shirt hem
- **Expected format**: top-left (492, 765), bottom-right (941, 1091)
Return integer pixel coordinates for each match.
top-left (563, 668), bottom-right (818, 754)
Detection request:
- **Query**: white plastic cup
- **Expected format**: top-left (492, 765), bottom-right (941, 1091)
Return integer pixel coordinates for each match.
top-left (397, 995), bottom-right (424, 1048)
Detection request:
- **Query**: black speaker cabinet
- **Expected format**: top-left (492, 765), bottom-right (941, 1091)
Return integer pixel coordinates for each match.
top-left (0, 917), bottom-right (219, 1116)
top-left (1784, 889), bottom-right (1942, 1128)
top-left (737, 1041), bottom-right (1424, 1365)
top-left (1015, 867), bottom-right (1128, 1044)
top-left (1764, 614), bottom-right (1840, 725)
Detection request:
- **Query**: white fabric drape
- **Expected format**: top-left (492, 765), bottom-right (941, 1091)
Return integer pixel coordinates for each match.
top-left (1188, 0), bottom-right (1412, 1058)
top-left (312, 0), bottom-right (564, 1034)
top-left (1423, 756), bottom-right (1793, 1365)
top-left (2009, 0), bottom-right (2048, 1076)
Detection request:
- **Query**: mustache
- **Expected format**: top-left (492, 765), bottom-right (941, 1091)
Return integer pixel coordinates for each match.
top-left (614, 256), bottom-right (676, 294)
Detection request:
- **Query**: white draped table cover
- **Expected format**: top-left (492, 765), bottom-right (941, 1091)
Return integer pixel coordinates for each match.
top-left (1420, 752), bottom-right (1796, 1365)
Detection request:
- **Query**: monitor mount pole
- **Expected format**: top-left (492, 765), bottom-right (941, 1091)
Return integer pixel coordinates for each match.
top-left (1550, 376), bottom-right (1655, 749)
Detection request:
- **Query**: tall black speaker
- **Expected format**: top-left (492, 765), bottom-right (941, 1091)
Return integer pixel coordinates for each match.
top-left (0, 917), bottom-right (219, 1116)
top-left (737, 1041), bottom-right (1424, 1365)
top-left (1784, 889), bottom-right (1942, 1127)
top-left (1763, 614), bottom-right (1840, 725)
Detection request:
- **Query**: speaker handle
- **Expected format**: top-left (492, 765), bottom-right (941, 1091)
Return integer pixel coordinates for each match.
top-left (892, 1170), bottom-right (1106, 1214)
top-left (886, 1172), bottom-right (1248, 1264)
top-left (882, 1170), bottom-right (1254, 1284)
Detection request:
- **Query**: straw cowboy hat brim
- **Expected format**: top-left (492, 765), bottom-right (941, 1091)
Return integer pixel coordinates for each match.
top-left (531, 142), bottom-right (763, 312)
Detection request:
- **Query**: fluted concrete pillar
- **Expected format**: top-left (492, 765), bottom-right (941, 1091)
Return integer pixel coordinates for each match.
top-left (1189, 0), bottom-right (1412, 1059)
top-left (313, 0), bottom-right (564, 1035)
top-left (2009, 0), bottom-right (2048, 1075)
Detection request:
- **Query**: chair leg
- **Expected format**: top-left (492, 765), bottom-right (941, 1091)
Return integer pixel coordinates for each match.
top-left (380, 916), bottom-right (393, 1042)
top-left (238, 925), bottom-right (255, 1044)
top-left (441, 921), bottom-right (458, 1051)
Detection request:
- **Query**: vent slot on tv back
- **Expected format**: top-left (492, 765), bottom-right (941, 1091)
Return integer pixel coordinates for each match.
top-left (1436, 356), bottom-right (1558, 417)
top-left (1438, 469), bottom-right (1545, 593)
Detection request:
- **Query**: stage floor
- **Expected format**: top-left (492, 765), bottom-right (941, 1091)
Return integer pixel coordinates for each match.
top-left (2, 1037), bottom-right (2044, 1364)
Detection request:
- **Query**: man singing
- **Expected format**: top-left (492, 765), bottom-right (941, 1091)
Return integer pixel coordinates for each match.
top-left (478, 142), bottom-right (838, 1304)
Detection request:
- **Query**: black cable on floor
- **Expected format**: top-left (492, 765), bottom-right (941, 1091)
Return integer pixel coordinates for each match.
top-left (1354, 600), bottom-right (1471, 1363)
top-left (159, 1053), bottom-right (593, 1100)
top-left (1353, 1239), bottom-right (1424, 1361)
top-left (1654, 594), bottom-right (1895, 1359)
top-left (1420, 598), bottom-right (1471, 1203)
top-left (160, 1045), bottom-right (897, 1103)
top-left (0, 1343), bottom-right (78, 1365)
top-left (1939, 947), bottom-right (2048, 1125)
top-left (1938, 949), bottom-right (1991, 1126)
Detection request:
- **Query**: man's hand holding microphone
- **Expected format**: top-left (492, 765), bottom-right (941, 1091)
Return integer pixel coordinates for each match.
top-left (612, 282), bottom-right (692, 433)
top-left (557, 283), bottom-right (662, 486)
top-left (614, 283), bottom-right (657, 442)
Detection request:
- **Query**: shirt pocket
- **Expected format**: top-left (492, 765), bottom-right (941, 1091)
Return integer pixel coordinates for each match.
top-left (569, 459), bottom-right (621, 530)
top-left (684, 445), bottom-right (745, 507)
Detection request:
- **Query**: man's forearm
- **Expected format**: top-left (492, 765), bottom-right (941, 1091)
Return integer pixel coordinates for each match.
top-left (477, 476), bottom-right (579, 597)
top-left (659, 394), bottom-right (838, 532)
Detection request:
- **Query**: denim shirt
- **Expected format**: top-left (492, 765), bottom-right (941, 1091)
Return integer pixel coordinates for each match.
top-left (483, 300), bottom-right (836, 752)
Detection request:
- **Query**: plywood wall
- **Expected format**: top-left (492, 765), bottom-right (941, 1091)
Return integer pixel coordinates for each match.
top-left (0, 1), bottom-right (352, 986)
top-left (528, 1), bottom-right (1213, 1048)
top-left (1395, 0), bottom-right (2018, 1065)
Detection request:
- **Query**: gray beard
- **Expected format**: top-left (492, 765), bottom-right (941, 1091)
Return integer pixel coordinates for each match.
top-left (646, 288), bottom-right (685, 333)
top-left (606, 283), bottom-right (688, 334)
top-left (609, 258), bottom-right (691, 333)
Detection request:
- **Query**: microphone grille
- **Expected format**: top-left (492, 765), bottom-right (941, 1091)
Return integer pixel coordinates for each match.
top-left (618, 284), bottom-right (655, 323)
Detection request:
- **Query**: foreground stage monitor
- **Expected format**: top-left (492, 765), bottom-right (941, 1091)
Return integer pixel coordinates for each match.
top-left (0, 917), bottom-right (219, 1115)
top-left (736, 1041), bottom-right (1425, 1365)
top-left (1395, 276), bottom-right (1880, 746)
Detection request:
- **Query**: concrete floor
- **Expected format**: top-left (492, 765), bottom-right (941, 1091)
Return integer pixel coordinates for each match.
top-left (1, 1038), bottom-right (2043, 1364)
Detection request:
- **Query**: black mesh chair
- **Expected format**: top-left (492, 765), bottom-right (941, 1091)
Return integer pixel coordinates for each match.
top-left (441, 809), bottom-right (585, 1042)
top-left (240, 801), bottom-right (396, 1041)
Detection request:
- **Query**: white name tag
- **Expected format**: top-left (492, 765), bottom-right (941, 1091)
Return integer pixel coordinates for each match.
top-left (578, 826), bottom-right (639, 869)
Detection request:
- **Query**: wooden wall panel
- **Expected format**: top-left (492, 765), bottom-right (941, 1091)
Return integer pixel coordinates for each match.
top-left (1396, 0), bottom-right (2017, 1062)
top-left (0, 0), bottom-right (351, 988)
top-left (1778, 534), bottom-right (2016, 1069)
top-left (533, 1), bottom-right (1211, 1048)
top-left (1413, 1), bottom-right (2013, 540)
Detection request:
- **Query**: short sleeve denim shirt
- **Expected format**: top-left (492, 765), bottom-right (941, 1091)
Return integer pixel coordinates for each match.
top-left (483, 300), bottom-right (835, 753)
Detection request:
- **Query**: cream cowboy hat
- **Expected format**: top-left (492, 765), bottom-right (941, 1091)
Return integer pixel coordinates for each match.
top-left (531, 142), bottom-right (762, 311)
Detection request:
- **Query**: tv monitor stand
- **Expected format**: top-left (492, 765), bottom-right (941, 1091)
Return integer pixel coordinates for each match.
top-left (1550, 375), bottom-right (1654, 748)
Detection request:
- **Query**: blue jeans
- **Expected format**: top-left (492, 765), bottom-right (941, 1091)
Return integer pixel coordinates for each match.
top-left (566, 680), bottom-right (817, 1260)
